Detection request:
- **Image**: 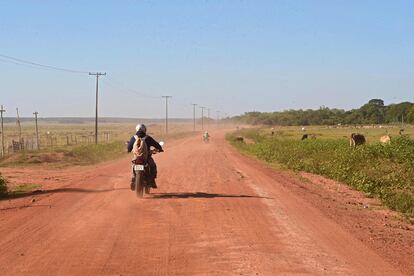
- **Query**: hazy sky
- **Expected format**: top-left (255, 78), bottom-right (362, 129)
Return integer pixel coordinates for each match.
top-left (1, 1), bottom-right (413, 118)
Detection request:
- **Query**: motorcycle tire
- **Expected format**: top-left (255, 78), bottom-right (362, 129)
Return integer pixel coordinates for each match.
top-left (135, 171), bottom-right (144, 198)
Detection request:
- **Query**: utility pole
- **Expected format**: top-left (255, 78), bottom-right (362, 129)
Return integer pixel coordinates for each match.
top-left (162, 96), bottom-right (172, 134)
top-left (89, 72), bottom-right (106, 144)
top-left (216, 110), bottom-right (220, 125)
top-left (16, 108), bottom-right (22, 145)
top-left (207, 108), bottom-right (211, 128)
top-left (192, 104), bottom-right (197, 132)
top-left (200, 106), bottom-right (206, 131)
top-left (0, 105), bottom-right (5, 157)
top-left (34, 112), bottom-right (39, 150)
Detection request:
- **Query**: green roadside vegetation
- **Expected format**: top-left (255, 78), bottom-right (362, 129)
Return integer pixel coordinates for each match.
top-left (227, 128), bottom-right (414, 216)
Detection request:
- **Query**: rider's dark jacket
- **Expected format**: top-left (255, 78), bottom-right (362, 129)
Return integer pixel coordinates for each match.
top-left (127, 130), bottom-right (164, 153)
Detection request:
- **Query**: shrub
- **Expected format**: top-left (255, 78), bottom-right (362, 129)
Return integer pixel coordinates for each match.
top-left (0, 174), bottom-right (8, 196)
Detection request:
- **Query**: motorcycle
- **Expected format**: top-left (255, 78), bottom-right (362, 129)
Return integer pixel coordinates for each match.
top-left (132, 142), bottom-right (164, 198)
top-left (203, 133), bottom-right (210, 143)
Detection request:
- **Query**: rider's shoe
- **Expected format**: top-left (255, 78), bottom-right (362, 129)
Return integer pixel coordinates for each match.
top-left (130, 177), bottom-right (135, 191)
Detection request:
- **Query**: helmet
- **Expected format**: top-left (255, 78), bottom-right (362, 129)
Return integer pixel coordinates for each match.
top-left (135, 124), bottom-right (147, 134)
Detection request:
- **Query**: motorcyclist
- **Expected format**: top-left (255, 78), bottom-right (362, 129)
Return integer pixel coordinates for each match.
top-left (203, 131), bottom-right (210, 142)
top-left (127, 124), bottom-right (163, 189)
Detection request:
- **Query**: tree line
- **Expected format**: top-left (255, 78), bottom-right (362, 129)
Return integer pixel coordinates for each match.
top-left (231, 99), bottom-right (414, 126)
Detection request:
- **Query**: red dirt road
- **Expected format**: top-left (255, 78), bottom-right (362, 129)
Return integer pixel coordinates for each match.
top-left (0, 132), bottom-right (412, 275)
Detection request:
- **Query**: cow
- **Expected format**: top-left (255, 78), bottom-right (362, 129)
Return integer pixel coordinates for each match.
top-left (235, 136), bottom-right (244, 143)
top-left (302, 134), bottom-right (316, 141)
top-left (380, 134), bottom-right (391, 144)
top-left (350, 133), bottom-right (366, 147)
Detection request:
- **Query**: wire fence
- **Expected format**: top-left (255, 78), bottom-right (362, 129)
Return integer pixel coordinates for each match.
top-left (2, 132), bottom-right (112, 156)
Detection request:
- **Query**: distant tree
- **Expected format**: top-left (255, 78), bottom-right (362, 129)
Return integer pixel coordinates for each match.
top-left (344, 110), bottom-right (362, 125)
top-left (359, 99), bottom-right (386, 124)
top-left (232, 99), bottom-right (413, 126)
top-left (368, 99), bottom-right (385, 106)
top-left (385, 102), bottom-right (414, 123)
top-left (407, 106), bottom-right (414, 124)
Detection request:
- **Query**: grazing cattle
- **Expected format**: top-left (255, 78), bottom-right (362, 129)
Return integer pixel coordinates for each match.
top-left (235, 136), bottom-right (244, 143)
top-left (350, 133), bottom-right (366, 147)
top-left (380, 135), bottom-right (391, 144)
top-left (302, 134), bottom-right (316, 140)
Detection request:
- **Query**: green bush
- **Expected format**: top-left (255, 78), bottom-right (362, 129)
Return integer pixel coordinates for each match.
top-left (0, 174), bottom-right (8, 196)
top-left (228, 130), bottom-right (414, 215)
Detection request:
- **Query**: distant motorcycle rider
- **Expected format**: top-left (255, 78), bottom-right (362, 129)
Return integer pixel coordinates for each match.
top-left (127, 124), bottom-right (163, 189)
top-left (203, 131), bottom-right (210, 142)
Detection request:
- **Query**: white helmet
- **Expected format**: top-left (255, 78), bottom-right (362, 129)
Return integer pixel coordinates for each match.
top-left (135, 124), bottom-right (147, 134)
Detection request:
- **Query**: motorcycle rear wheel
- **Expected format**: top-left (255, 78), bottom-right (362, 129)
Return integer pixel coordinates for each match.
top-left (135, 171), bottom-right (144, 198)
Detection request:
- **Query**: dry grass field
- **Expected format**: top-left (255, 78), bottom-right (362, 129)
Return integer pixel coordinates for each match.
top-left (0, 118), bottom-right (199, 167)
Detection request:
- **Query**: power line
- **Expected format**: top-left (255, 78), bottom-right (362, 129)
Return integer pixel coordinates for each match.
top-left (102, 78), bottom-right (160, 99)
top-left (0, 53), bottom-right (89, 74)
top-left (0, 54), bottom-right (228, 121)
top-left (0, 57), bottom-right (72, 73)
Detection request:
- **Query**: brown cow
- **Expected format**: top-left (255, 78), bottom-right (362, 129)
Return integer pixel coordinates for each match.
top-left (350, 133), bottom-right (366, 147)
top-left (235, 136), bottom-right (244, 143)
